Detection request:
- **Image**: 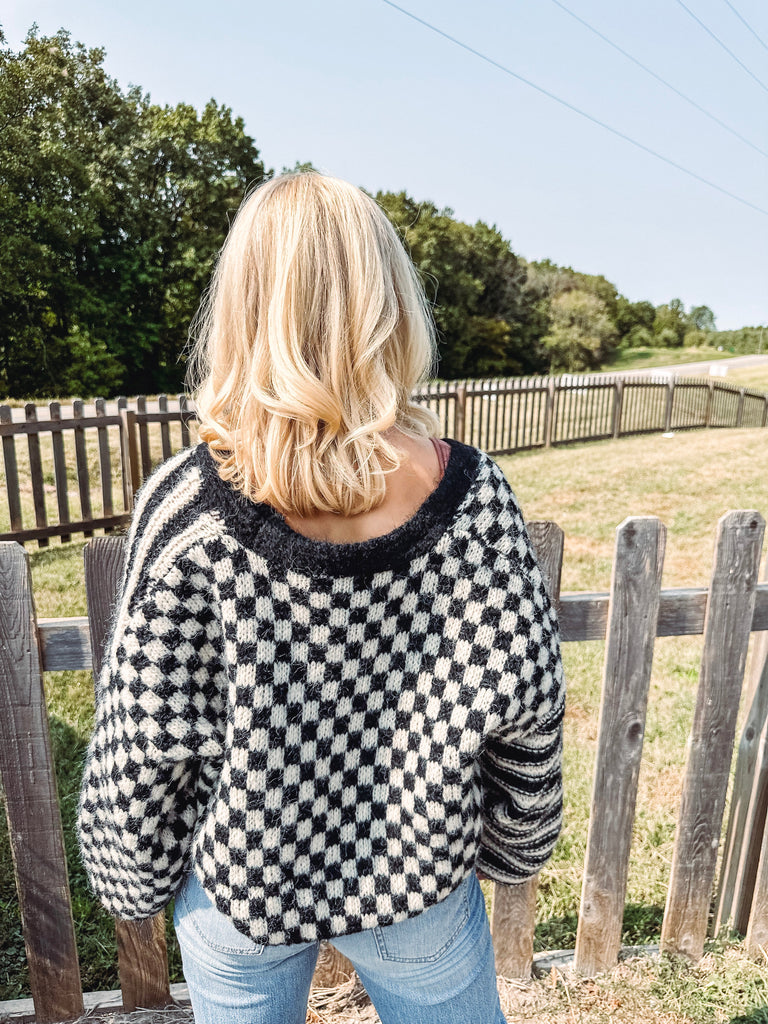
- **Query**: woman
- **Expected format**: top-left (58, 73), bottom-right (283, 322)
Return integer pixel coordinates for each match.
top-left (77, 172), bottom-right (565, 1024)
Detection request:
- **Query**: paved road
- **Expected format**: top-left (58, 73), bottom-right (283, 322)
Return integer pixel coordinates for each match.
top-left (593, 353), bottom-right (768, 379)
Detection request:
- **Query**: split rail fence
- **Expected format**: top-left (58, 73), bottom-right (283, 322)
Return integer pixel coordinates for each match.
top-left (2, 374), bottom-right (767, 548)
top-left (3, 510), bottom-right (768, 1021)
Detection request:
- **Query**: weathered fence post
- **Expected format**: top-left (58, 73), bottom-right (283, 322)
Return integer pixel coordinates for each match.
top-left (747, 831), bottom-right (768, 956)
top-left (84, 536), bottom-right (174, 1012)
top-left (0, 407), bottom-right (23, 538)
top-left (119, 407), bottom-right (140, 512)
top-left (737, 388), bottom-right (746, 427)
top-left (25, 403), bottom-right (49, 546)
top-left (544, 378), bottom-right (557, 447)
top-left (574, 517), bottom-right (666, 976)
top-left (662, 511), bottom-right (765, 960)
top-left (50, 401), bottom-right (72, 544)
top-left (611, 380), bottom-right (624, 439)
top-left (705, 381), bottom-right (715, 427)
top-left (715, 546), bottom-right (768, 934)
top-left (73, 399), bottom-right (94, 539)
top-left (0, 542), bottom-right (84, 1023)
top-left (491, 520), bottom-right (564, 979)
top-left (664, 378), bottom-right (676, 433)
top-left (454, 384), bottom-right (467, 444)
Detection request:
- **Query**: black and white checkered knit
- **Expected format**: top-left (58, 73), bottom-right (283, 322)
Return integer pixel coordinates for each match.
top-left (76, 438), bottom-right (565, 947)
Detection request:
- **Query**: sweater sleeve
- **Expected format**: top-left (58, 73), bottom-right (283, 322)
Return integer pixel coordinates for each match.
top-left (474, 497), bottom-right (566, 885)
top-left (76, 566), bottom-right (227, 920)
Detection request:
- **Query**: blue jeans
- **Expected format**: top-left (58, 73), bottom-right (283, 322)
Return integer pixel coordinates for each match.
top-left (173, 869), bottom-right (506, 1024)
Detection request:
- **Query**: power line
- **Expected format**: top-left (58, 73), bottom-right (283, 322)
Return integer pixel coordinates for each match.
top-left (549, 0), bottom-right (768, 160)
top-left (673, 0), bottom-right (768, 93)
top-left (721, 0), bottom-right (768, 53)
top-left (380, 0), bottom-right (768, 218)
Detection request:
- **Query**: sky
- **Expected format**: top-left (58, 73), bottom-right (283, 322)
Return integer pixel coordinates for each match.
top-left (4, 0), bottom-right (767, 330)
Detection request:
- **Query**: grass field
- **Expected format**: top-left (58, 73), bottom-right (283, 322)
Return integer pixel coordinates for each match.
top-left (3, 427), bottom-right (768, 1021)
top-left (724, 364), bottom-right (768, 393)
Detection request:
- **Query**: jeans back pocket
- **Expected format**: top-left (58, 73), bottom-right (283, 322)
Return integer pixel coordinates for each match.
top-left (374, 876), bottom-right (471, 963)
top-left (174, 870), bottom-right (266, 956)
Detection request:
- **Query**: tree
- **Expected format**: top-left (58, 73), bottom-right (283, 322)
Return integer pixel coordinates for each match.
top-left (615, 297), bottom-right (656, 343)
top-left (541, 289), bottom-right (618, 372)
top-left (0, 27), bottom-right (269, 398)
top-left (375, 191), bottom-right (547, 379)
top-left (687, 305), bottom-right (716, 332)
top-left (653, 300), bottom-right (688, 347)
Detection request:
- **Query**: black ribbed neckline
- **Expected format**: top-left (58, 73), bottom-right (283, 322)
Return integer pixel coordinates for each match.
top-left (194, 438), bottom-right (481, 575)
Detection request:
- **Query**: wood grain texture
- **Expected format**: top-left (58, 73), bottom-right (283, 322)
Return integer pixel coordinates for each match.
top-left (38, 616), bottom-right (92, 671)
top-left (114, 915), bottom-right (171, 1014)
top-left (49, 402), bottom-right (71, 543)
top-left (715, 549), bottom-right (768, 934)
top-left (178, 394), bottom-right (191, 448)
top-left (159, 394), bottom-right (171, 461)
top-left (311, 944), bottom-right (355, 990)
top-left (0, 543), bottom-right (83, 1023)
top-left (0, 512), bottom-right (132, 545)
top-left (612, 381), bottom-right (624, 438)
top-left (491, 519), bottom-right (564, 980)
top-left (95, 398), bottom-right (115, 530)
top-left (747, 836), bottom-right (768, 957)
top-left (136, 396), bottom-right (152, 477)
top-left (73, 400), bottom-right (94, 539)
top-left (1, 405), bottom-right (22, 532)
top-left (662, 510), bottom-right (765, 961)
top-left (25, 404), bottom-right (48, 547)
top-left (85, 536), bottom-right (171, 1010)
top-left (574, 517), bottom-right (666, 976)
top-left (454, 385), bottom-right (466, 444)
top-left (558, 583), bottom-right (768, 642)
top-left (0, 412), bottom-right (122, 435)
top-left (119, 409), bottom-right (140, 511)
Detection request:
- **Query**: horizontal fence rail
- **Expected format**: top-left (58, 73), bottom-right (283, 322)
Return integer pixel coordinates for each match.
top-left (2, 375), bottom-right (767, 547)
top-left (4, 509), bottom-right (768, 1019)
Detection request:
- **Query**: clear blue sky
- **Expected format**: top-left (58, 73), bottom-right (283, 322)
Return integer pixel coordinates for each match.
top-left (4, 0), bottom-right (767, 330)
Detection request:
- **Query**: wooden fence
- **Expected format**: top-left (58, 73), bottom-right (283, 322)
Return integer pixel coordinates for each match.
top-left (3, 509), bottom-right (768, 1021)
top-left (2, 375), bottom-right (767, 548)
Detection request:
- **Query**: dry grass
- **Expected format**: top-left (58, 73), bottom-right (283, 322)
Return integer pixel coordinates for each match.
top-left (725, 365), bottom-right (768, 393)
top-left (28, 947), bottom-right (768, 1024)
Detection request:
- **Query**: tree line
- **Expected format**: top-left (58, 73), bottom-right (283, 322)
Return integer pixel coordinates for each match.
top-left (1, 27), bottom-right (762, 400)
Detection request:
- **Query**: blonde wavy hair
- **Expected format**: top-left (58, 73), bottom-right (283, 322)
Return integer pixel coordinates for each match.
top-left (187, 172), bottom-right (441, 517)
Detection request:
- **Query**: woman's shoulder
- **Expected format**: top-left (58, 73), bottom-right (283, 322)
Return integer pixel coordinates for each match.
top-left (121, 444), bottom-right (224, 585)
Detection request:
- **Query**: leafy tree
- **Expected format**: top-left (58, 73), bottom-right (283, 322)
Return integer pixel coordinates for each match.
top-left (375, 191), bottom-right (547, 378)
top-left (0, 27), bottom-right (269, 398)
top-left (541, 289), bottom-right (618, 372)
top-left (615, 297), bottom-right (656, 342)
top-left (687, 305), bottom-right (716, 332)
top-left (683, 329), bottom-right (709, 347)
top-left (653, 300), bottom-right (688, 347)
top-left (706, 326), bottom-right (766, 354)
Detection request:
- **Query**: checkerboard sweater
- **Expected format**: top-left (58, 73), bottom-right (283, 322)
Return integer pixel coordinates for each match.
top-left (76, 438), bottom-right (565, 946)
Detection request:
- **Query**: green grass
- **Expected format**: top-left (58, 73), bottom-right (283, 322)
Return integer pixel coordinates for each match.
top-left (3, 427), bottom-right (768, 1016)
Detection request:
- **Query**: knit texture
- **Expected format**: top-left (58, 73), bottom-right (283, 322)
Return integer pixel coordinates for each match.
top-left (76, 438), bottom-right (565, 946)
